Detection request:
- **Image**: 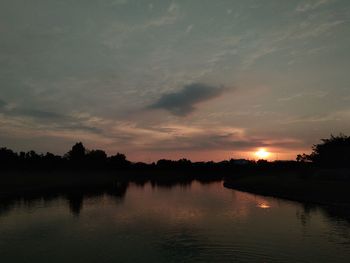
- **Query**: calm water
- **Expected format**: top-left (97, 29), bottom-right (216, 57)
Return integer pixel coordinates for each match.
top-left (1, 180), bottom-right (350, 262)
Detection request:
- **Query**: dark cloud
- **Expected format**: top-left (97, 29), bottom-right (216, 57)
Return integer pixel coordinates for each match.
top-left (0, 99), bottom-right (6, 108)
top-left (0, 101), bottom-right (101, 134)
top-left (0, 104), bottom-right (68, 122)
top-left (149, 83), bottom-right (228, 116)
top-left (13, 108), bottom-right (66, 120)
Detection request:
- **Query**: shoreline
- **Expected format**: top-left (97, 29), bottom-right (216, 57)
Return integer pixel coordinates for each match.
top-left (223, 174), bottom-right (350, 208)
top-left (2, 170), bottom-right (350, 208)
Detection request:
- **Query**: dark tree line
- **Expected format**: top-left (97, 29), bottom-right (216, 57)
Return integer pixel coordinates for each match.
top-left (0, 141), bottom-right (306, 172)
top-left (1, 134), bottom-right (349, 172)
top-left (0, 142), bottom-right (130, 171)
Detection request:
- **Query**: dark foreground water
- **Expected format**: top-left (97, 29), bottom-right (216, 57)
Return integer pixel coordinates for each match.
top-left (1, 180), bottom-right (350, 262)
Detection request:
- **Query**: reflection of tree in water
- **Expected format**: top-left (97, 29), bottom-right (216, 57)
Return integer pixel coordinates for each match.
top-left (0, 178), bottom-right (220, 217)
top-left (319, 205), bottom-right (350, 243)
top-left (0, 199), bottom-right (17, 216)
top-left (296, 202), bottom-right (350, 244)
top-left (321, 206), bottom-right (350, 225)
top-left (296, 204), bottom-right (314, 226)
top-left (66, 181), bottom-right (130, 216)
top-left (107, 181), bottom-right (129, 198)
top-left (0, 181), bottom-right (130, 217)
top-left (67, 194), bottom-right (84, 216)
top-left (150, 180), bottom-right (192, 189)
top-left (297, 203), bottom-right (350, 227)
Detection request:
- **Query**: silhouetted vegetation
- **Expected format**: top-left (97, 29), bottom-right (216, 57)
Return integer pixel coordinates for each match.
top-left (0, 142), bottom-right (131, 171)
top-left (0, 142), bottom-right (310, 173)
top-left (1, 134), bottom-right (349, 176)
top-left (297, 134), bottom-right (350, 168)
top-left (0, 178), bottom-right (129, 217)
top-left (223, 134), bottom-right (350, 206)
top-left (1, 135), bottom-right (350, 208)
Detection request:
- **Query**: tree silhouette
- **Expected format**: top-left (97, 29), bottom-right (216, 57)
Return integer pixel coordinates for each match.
top-left (109, 153), bottom-right (130, 168)
top-left (298, 134), bottom-right (350, 168)
top-left (86, 149), bottom-right (107, 168)
top-left (0, 147), bottom-right (17, 169)
top-left (66, 142), bottom-right (86, 162)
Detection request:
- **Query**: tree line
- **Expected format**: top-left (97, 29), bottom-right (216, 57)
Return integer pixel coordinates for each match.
top-left (0, 141), bottom-right (299, 171)
top-left (1, 134), bottom-right (349, 171)
top-left (0, 142), bottom-right (131, 171)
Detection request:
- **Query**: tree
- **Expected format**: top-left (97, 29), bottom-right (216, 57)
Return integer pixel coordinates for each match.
top-left (109, 153), bottom-right (130, 168)
top-left (296, 153), bottom-right (310, 163)
top-left (86, 149), bottom-right (107, 165)
top-left (0, 147), bottom-right (18, 168)
top-left (66, 142), bottom-right (86, 162)
top-left (299, 134), bottom-right (350, 168)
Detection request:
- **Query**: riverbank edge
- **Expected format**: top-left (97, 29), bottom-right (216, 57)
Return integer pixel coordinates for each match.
top-left (223, 175), bottom-right (350, 208)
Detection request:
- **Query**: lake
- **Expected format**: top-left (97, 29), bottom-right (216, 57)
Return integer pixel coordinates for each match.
top-left (1, 180), bottom-right (350, 262)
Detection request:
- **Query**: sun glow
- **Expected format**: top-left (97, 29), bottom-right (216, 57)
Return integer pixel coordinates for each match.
top-left (255, 149), bottom-right (270, 159)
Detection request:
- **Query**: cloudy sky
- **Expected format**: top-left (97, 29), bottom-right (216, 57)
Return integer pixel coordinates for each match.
top-left (1, 0), bottom-right (349, 161)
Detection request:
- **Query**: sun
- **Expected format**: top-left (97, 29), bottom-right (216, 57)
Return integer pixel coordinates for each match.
top-left (255, 149), bottom-right (270, 159)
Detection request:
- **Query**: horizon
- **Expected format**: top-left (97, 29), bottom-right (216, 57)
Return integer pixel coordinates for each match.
top-left (1, 0), bottom-right (349, 162)
top-left (1, 141), bottom-right (299, 162)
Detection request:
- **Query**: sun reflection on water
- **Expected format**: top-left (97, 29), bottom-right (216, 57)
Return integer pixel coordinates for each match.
top-left (257, 202), bottom-right (271, 209)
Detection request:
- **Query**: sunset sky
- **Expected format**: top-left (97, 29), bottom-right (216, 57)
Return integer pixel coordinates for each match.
top-left (1, 0), bottom-right (349, 161)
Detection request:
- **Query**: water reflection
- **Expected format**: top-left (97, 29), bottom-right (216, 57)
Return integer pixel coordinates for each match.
top-left (0, 178), bottom-right (216, 218)
top-left (257, 202), bottom-right (271, 209)
top-left (0, 181), bottom-right (129, 217)
top-left (1, 180), bottom-right (350, 262)
top-left (1, 179), bottom-right (350, 226)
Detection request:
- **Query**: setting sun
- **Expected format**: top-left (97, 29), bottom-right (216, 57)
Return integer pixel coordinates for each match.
top-left (255, 149), bottom-right (270, 159)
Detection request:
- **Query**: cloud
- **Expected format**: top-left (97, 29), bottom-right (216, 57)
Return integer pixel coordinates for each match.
top-left (57, 123), bottom-right (102, 134)
top-left (13, 108), bottom-right (66, 120)
top-left (110, 2), bottom-right (180, 33)
top-left (296, 0), bottom-right (330, 12)
top-left (152, 133), bottom-right (260, 151)
top-left (280, 109), bottom-right (350, 124)
top-left (0, 100), bottom-right (101, 134)
top-left (168, 2), bottom-right (178, 13)
top-left (185, 24), bottom-right (194, 33)
top-left (148, 83), bottom-right (228, 116)
top-left (112, 123), bottom-right (303, 152)
top-left (110, 0), bottom-right (128, 5)
top-left (0, 99), bottom-right (6, 109)
top-left (0, 102), bottom-right (67, 122)
top-left (277, 90), bottom-right (328, 102)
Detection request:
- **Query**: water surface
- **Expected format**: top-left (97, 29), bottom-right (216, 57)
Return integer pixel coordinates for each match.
top-left (1, 181), bottom-right (350, 262)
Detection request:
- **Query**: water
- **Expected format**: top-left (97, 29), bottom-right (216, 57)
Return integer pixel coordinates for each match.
top-left (1, 180), bottom-right (350, 262)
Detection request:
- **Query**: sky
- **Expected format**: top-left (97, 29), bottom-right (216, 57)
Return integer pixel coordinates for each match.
top-left (0, 0), bottom-right (350, 161)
